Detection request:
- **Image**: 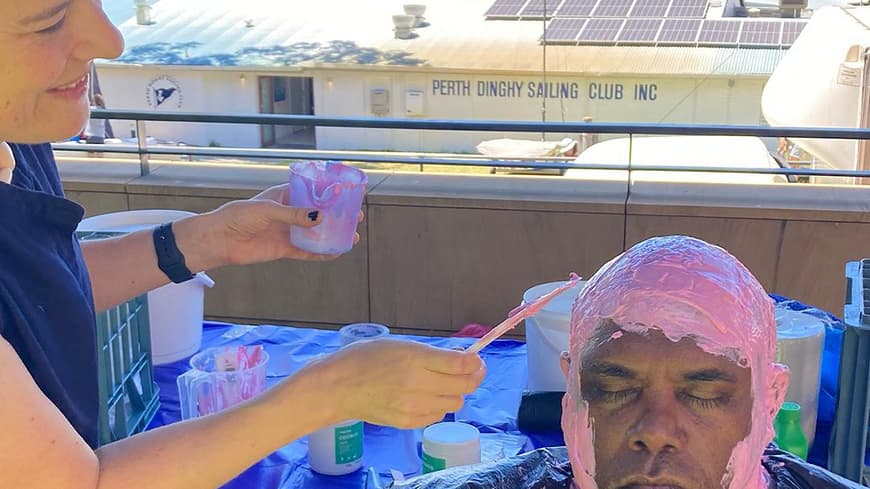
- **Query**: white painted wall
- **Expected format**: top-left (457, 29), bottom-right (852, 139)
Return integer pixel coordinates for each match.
top-left (312, 69), bottom-right (767, 153)
top-left (97, 64), bottom-right (766, 153)
top-left (96, 65), bottom-right (260, 147)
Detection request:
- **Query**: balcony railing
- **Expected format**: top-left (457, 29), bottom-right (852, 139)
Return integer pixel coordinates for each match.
top-left (54, 109), bottom-right (870, 181)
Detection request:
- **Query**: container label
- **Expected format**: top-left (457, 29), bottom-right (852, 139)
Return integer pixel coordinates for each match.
top-left (837, 65), bottom-right (861, 87)
top-left (334, 421), bottom-right (364, 464)
top-left (422, 451), bottom-right (447, 474)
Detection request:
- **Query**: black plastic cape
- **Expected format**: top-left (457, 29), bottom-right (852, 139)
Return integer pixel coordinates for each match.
top-left (388, 446), bottom-right (864, 489)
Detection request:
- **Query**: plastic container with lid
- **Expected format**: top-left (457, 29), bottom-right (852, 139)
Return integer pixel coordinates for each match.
top-left (774, 307), bottom-right (826, 446)
top-left (339, 323), bottom-right (390, 346)
top-left (422, 422), bottom-right (481, 474)
top-left (307, 322), bottom-right (390, 475)
top-left (522, 280), bottom-right (587, 392)
top-left (307, 419), bottom-right (365, 475)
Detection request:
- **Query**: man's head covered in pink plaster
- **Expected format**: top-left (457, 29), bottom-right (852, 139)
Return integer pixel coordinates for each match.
top-left (560, 235), bottom-right (790, 489)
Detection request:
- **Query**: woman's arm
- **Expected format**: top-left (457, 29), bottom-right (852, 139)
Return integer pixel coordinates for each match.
top-left (0, 335), bottom-right (333, 489)
top-left (82, 185), bottom-right (354, 312)
top-left (0, 336), bottom-right (484, 489)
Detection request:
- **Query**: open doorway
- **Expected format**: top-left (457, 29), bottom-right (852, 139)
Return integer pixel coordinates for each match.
top-left (259, 76), bottom-right (315, 148)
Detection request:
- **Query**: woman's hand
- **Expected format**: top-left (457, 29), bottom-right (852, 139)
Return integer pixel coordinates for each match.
top-left (298, 339), bottom-right (486, 429)
top-left (174, 184), bottom-right (364, 271)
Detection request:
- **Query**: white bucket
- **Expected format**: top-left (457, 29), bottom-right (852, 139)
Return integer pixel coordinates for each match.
top-left (522, 280), bottom-right (586, 392)
top-left (78, 210), bottom-right (216, 365)
top-left (775, 307), bottom-right (826, 446)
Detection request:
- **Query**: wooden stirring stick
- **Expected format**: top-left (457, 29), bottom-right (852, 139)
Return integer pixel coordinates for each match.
top-left (466, 273), bottom-right (582, 354)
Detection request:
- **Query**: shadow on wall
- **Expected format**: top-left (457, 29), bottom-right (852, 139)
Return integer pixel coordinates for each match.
top-left (117, 40), bottom-right (425, 66)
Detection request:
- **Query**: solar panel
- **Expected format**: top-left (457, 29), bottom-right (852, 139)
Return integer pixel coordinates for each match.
top-left (739, 20), bottom-right (782, 46)
top-left (592, 0), bottom-right (633, 17)
top-left (543, 17), bottom-right (586, 42)
top-left (618, 18), bottom-right (663, 43)
top-left (556, 0), bottom-right (598, 17)
top-left (521, 0), bottom-right (564, 17)
top-left (629, 0), bottom-right (670, 17)
top-left (781, 20), bottom-right (807, 46)
top-left (697, 19), bottom-right (740, 45)
top-left (485, 0), bottom-right (528, 17)
top-left (666, 0), bottom-right (707, 18)
top-left (657, 18), bottom-right (701, 43)
top-left (577, 18), bottom-right (624, 42)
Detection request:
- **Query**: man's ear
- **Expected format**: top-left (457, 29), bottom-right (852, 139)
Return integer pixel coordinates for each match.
top-left (560, 351), bottom-right (570, 380)
top-left (768, 363), bottom-right (791, 419)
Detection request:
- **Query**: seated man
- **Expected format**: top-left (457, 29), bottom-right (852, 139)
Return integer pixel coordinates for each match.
top-left (394, 235), bottom-right (862, 489)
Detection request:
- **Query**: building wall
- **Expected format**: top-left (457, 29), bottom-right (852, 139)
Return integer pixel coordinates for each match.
top-left (313, 70), bottom-right (768, 153)
top-left (97, 65), bottom-right (261, 148)
top-left (98, 64), bottom-right (768, 153)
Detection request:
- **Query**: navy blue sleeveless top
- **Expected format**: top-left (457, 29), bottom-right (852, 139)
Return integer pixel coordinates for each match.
top-left (0, 143), bottom-right (99, 447)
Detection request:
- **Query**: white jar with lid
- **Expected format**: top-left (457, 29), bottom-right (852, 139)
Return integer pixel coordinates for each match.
top-left (308, 323), bottom-right (389, 476)
top-left (308, 419), bottom-right (365, 476)
top-left (422, 422), bottom-right (481, 474)
top-left (774, 307), bottom-right (826, 446)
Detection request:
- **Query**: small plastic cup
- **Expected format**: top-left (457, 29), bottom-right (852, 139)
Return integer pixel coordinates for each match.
top-left (288, 161), bottom-right (367, 254)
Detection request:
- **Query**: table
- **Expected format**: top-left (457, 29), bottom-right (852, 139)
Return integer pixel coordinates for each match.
top-left (148, 299), bottom-right (850, 488)
top-left (149, 322), bottom-right (560, 489)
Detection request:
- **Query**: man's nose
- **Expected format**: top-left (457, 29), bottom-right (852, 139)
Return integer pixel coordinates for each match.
top-left (627, 391), bottom-right (687, 455)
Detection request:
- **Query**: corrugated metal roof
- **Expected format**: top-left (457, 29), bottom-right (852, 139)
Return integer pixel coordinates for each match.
top-left (103, 0), bottom-right (787, 76)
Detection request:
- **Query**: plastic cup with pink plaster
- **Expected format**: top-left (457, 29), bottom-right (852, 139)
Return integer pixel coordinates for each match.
top-left (288, 161), bottom-right (367, 255)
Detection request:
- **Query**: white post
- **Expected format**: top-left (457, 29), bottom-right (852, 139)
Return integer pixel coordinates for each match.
top-left (136, 120), bottom-right (150, 176)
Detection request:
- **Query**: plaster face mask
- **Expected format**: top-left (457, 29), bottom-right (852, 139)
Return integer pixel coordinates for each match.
top-left (561, 235), bottom-right (789, 489)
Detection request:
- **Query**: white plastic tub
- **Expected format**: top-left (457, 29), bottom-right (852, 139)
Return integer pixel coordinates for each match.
top-left (78, 210), bottom-right (215, 365)
top-left (522, 280), bottom-right (586, 392)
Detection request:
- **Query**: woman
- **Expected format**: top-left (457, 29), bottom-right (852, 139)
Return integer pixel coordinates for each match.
top-left (0, 1), bottom-right (485, 488)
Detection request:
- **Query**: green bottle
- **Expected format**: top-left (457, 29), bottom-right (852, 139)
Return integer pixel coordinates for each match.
top-left (774, 401), bottom-right (808, 460)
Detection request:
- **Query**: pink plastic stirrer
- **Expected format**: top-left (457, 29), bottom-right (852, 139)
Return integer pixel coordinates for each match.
top-left (466, 273), bottom-right (582, 354)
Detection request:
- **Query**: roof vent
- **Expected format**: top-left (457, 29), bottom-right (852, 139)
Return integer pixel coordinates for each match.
top-left (403, 4), bottom-right (427, 27)
top-left (134, 0), bottom-right (154, 25)
top-left (393, 14), bottom-right (416, 39)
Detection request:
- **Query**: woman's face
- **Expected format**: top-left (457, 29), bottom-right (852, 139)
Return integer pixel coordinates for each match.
top-left (0, 0), bottom-right (123, 143)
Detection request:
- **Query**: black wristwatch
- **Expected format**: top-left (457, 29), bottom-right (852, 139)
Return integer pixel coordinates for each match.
top-left (153, 222), bottom-right (195, 284)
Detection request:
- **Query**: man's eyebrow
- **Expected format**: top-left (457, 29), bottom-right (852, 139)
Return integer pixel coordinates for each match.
top-left (586, 362), bottom-right (637, 379)
top-left (19, 1), bottom-right (71, 25)
top-left (684, 369), bottom-right (736, 383)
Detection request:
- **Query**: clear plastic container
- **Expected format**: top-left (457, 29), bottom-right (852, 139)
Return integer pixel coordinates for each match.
top-left (288, 161), bottom-right (367, 255)
top-left (176, 346), bottom-right (268, 419)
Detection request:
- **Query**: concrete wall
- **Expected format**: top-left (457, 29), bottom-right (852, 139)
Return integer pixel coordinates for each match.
top-left (59, 159), bottom-right (870, 338)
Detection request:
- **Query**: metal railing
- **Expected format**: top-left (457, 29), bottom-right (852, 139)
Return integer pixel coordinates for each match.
top-left (55, 109), bottom-right (870, 180)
